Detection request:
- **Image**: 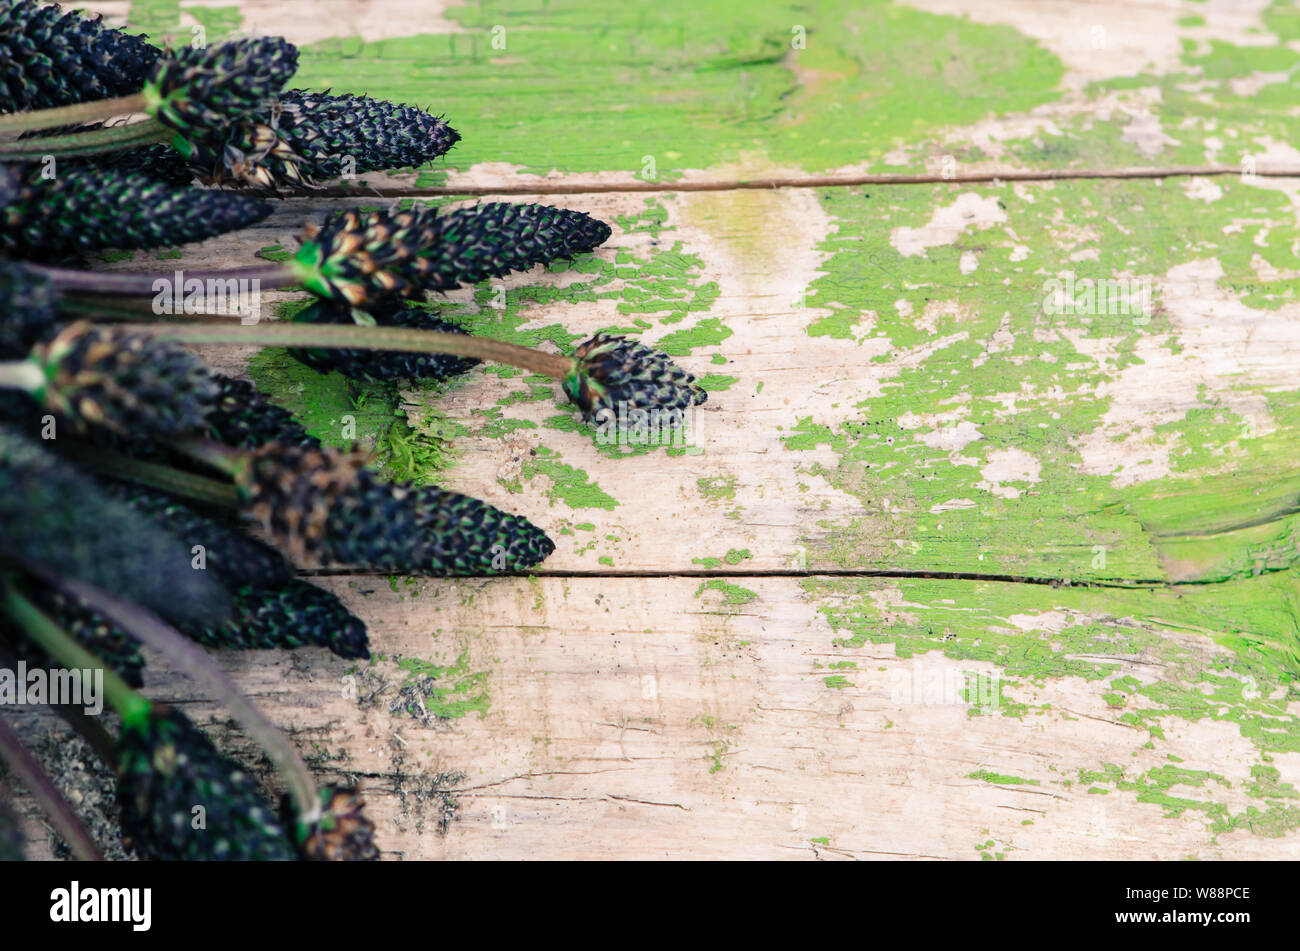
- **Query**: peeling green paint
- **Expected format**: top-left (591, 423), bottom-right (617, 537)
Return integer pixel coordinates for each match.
top-left (694, 579), bottom-right (758, 605)
top-left (807, 571), bottom-right (1300, 837)
top-left (184, 4), bottom-right (242, 42)
top-left (697, 476), bottom-right (737, 503)
top-left (285, 1), bottom-right (1063, 178)
top-left (790, 176), bottom-right (1300, 584)
top-left (968, 770), bottom-right (1039, 786)
top-left (121, 0), bottom-right (1300, 854)
top-left (696, 374), bottom-right (739, 392)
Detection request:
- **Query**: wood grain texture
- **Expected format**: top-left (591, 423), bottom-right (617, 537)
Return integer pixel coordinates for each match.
top-left (9, 0), bottom-right (1300, 860)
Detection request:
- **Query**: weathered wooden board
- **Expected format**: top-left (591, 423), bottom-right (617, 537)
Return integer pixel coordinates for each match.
top-left (10, 0), bottom-right (1300, 860)
top-left (21, 572), bottom-right (1300, 859)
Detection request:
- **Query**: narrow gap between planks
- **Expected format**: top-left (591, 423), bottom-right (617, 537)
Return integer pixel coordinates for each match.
top-left (295, 567), bottom-right (1243, 590)
top-left (309, 164), bottom-right (1300, 199)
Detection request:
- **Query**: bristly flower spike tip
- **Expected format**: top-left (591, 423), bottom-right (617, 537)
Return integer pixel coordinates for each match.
top-left (563, 332), bottom-right (707, 427)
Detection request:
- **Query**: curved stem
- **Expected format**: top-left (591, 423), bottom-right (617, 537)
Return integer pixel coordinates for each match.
top-left (125, 320), bottom-right (575, 379)
top-left (65, 444), bottom-right (241, 507)
top-left (1, 582), bottom-right (144, 724)
top-left (0, 714), bottom-right (104, 861)
top-left (47, 578), bottom-right (321, 825)
top-left (0, 93), bottom-right (147, 134)
top-left (0, 118), bottom-right (170, 158)
top-left (166, 440), bottom-right (246, 478)
top-left (31, 263), bottom-right (295, 296)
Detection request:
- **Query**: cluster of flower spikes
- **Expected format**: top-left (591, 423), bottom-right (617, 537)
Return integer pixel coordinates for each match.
top-left (0, 0), bottom-right (158, 112)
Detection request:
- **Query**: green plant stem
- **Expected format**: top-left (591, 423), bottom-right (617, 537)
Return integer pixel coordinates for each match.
top-left (31, 262), bottom-right (296, 296)
top-left (0, 93), bottom-right (147, 134)
top-left (47, 576), bottom-right (320, 826)
top-left (0, 640), bottom-right (117, 767)
top-left (52, 282), bottom-right (574, 375)
top-left (1, 581), bottom-right (145, 724)
top-left (3, 309), bottom-right (573, 388)
top-left (126, 320), bottom-right (575, 379)
top-left (0, 362), bottom-right (43, 393)
top-left (0, 118), bottom-right (170, 159)
top-left (0, 713), bottom-right (104, 861)
top-left (55, 443), bottom-right (241, 507)
top-left (166, 439), bottom-right (246, 477)
top-left (62, 296), bottom-right (243, 323)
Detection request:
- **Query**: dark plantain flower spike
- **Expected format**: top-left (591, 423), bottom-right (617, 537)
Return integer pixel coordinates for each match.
top-left (0, 163), bottom-right (19, 208)
top-left (425, 202), bottom-right (613, 291)
top-left (276, 89), bottom-right (458, 181)
top-left (39, 587), bottom-right (146, 687)
top-left (86, 142), bottom-right (196, 185)
top-left (181, 579), bottom-right (368, 659)
top-left (286, 90), bottom-right (458, 175)
top-left (286, 300), bottom-right (479, 382)
top-left (142, 37), bottom-right (298, 138)
top-left (1, 583), bottom-right (146, 687)
top-left (116, 703), bottom-right (297, 861)
top-left (0, 258), bottom-right (58, 357)
top-left (0, 1), bottom-right (160, 113)
top-left (297, 786), bottom-right (379, 861)
top-left (237, 442), bottom-right (393, 565)
top-left (563, 332), bottom-right (706, 427)
top-left (181, 90), bottom-right (458, 190)
top-left (0, 388), bottom-right (36, 427)
top-left (26, 322), bottom-right (218, 439)
top-left (291, 202), bottom-right (611, 307)
top-left (208, 374), bottom-right (322, 451)
top-left (17, 123), bottom-right (194, 184)
top-left (179, 111), bottom-right (311, 190)
top-left (292, 206), bottom-right (440, 307)
top-left (45, 128), bottom-right (197, 186)
top-left (411, 482), bottom-right (556, 575)
top-left (2, 164), bottom-right (272, 256)
top-left (100, 481), bottom-right (293, 588)
top-left (220, 117), bottom-right (311, 189)
top-left (235, 442), bottom-right (554, 574)
top-left (0, 425), bottom-right (229, 627)
top-left (21, 482), bottom-right (354, 656)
